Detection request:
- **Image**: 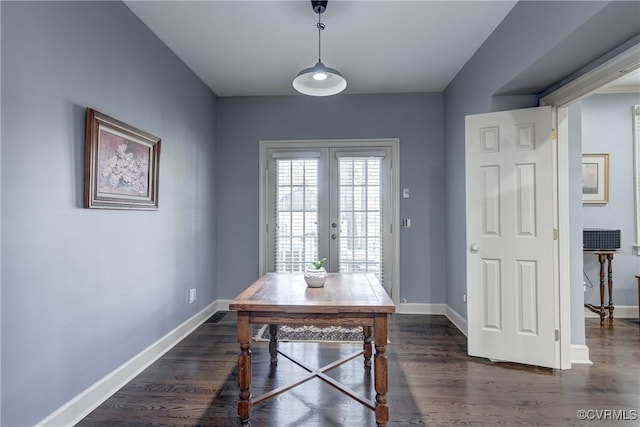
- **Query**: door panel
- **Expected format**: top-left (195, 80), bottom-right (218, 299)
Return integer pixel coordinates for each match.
top-left (481, 165), bottom-right (501, 235)
top-left (466, 106), bottom-right (558, 368)
top-left (481, 258), bottom-right (502, 330)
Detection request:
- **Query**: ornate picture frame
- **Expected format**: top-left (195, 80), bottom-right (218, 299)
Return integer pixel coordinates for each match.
top-left (582, 153), bottom-right (609, 204)
top-left (84, 108), bottom-right (161, 210)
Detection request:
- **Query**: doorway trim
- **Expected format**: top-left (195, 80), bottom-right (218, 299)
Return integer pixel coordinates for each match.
top-left (540, 43), bottom-right (639, 108)
top-left (258, 138), bottom-right (401, 304)
top-left (539, 42), bottom-right (640, 367)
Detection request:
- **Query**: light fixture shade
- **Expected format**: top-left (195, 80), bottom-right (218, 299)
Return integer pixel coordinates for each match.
top-left (293, 61), bottom-right (347, 96)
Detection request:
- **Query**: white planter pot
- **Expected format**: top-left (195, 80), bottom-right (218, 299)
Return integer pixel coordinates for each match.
top-left (304, 267), bottom-right (327, 287)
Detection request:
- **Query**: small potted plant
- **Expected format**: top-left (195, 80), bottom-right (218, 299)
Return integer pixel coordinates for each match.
top-left (304, 257), bottom-right (327, 287)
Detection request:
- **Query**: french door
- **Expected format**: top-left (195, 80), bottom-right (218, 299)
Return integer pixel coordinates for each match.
top-left (260, 141), bottom-right (397, 300)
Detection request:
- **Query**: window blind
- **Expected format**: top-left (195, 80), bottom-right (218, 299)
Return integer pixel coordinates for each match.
top-left (273, 158), bottom-right (319, 272)
top-left (337, 156), bottom-right (384, 284)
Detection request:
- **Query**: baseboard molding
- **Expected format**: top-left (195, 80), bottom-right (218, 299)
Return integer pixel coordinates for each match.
top-left (396, 302), bottom-right (445, 315)
top-left (570, 344), bottom-right (593, 365)
top-left (36, 301), bottom-right (219, 427)
top-left (216, 299), bottom-right (232, 311)
top-left (584, 305), bottom-right (638, 319)
top-left (444, 305), bottom-right (468, 337)
top-left (395, 303), bottom-right (468, 336)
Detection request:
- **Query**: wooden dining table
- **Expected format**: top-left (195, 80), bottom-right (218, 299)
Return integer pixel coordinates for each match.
top-left (229, 272), bottom-right (396, 426)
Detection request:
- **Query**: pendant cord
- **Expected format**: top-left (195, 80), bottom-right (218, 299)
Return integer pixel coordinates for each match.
top-left (316, 13), bottom-right (325, 63)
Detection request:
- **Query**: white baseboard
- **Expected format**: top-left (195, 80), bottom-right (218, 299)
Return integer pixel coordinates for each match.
top-left (216, 299), bottom-right (232, 311)
top-left (36, 301), bottom-right (220, 427)
top-left (397, 302), bottom-right (445, 315)
top-left (395, 303), bottom-right (468, 336)
top-left (584, 305), bottom-right (639, 319)
top-left (570, 344), bottom-right (593, 365)
top-left (444, 305), bottom-right (468, 337)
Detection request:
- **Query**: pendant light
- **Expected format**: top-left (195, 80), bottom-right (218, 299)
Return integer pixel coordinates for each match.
top-left (293, 0), bottom-right (347, 96)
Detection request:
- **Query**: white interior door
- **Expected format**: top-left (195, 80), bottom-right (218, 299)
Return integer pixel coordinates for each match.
top-left (465, 106), bottom-right (559, 368)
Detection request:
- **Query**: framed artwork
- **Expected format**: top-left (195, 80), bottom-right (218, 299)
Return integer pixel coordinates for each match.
top-left (582, 153), bottom-right (609, 204)
top-left (84, 108), bottom-right (161, 210)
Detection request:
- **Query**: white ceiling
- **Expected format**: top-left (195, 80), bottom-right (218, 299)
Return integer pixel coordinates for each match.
top-left (124, 0), bottom-right (518, 97)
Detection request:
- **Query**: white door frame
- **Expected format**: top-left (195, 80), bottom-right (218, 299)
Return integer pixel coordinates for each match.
top-left (258, 138), bottom-right (401, 304)
top-left (540, 42), bottom-right (640, 368)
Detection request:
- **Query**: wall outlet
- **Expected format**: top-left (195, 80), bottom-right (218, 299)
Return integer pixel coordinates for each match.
top-left (401, 218), bottom-right (411, 228)
top-left (188, 288), bottom-right (196, 304)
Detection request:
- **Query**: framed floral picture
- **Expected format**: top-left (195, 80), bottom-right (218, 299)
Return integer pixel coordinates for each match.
top-left (84, 108), bottom-right (161, 210)
top-left (582, 153), bottom-right (609, 204)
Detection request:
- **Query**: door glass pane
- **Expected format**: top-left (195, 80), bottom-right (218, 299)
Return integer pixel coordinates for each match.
top-left (337, 157), bottom-right (383, 281)
top-left (274, 159), bottom-right (318, 272)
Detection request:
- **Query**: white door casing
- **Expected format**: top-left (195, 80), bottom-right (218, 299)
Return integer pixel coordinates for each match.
top-left (466, 106), bottom-right (559, 368)
top-left (538, 43), bottom-right (640, 368)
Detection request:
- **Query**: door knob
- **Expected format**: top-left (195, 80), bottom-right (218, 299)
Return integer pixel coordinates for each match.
top-left (470, 243), bottom-right (479, 252)
top-left (331, 234), bottom-right (337, 240)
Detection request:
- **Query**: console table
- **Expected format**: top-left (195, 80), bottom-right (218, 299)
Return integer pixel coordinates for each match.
top-left (584, 251), bottom-right (617, 326)
top-left (229, 272), bottom-right (395, 426)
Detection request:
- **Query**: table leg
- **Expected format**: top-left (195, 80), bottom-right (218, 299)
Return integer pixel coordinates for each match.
top-left (597, 254), bottom-right (607, 326)
top-left (374, 315), bottom-right (389, 427)
top-left (237, 312), bottom-right (252, 426)
top-left (269, 324), bottom-right (279, 365)
top-left (606, 254), bottom-right (614, 319)
top-left (363, 326), bottom-right (372, 368)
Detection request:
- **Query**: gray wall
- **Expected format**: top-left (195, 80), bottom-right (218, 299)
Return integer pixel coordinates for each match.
top-left (1, 2), bottom-right (217, 426)
top-left (216, 93), bottom-right (445, 303)
top-left (443, 0), bottom-right (640, 349)
top-left (580, 93), bottom-right (640, 306)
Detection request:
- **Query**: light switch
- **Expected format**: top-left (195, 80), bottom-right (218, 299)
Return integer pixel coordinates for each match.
top-left (403, 188), bottom-right (410, 198)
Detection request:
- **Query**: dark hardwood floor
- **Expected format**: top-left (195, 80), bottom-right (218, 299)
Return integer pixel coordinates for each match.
top-left (77, 313), bottom-right (639, 426)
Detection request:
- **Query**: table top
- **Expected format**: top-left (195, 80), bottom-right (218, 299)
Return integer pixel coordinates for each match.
top-left (229, 272), bottom-right (396, 314)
